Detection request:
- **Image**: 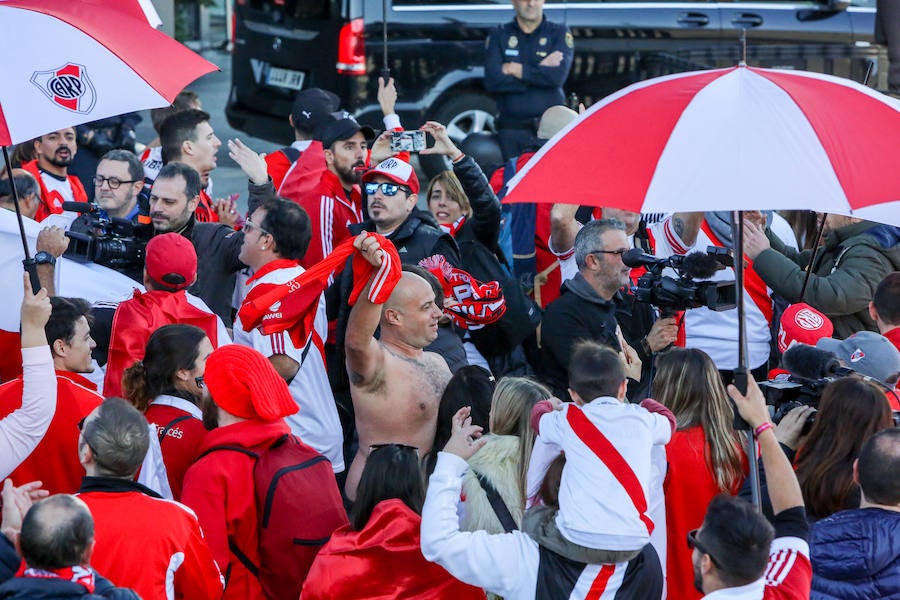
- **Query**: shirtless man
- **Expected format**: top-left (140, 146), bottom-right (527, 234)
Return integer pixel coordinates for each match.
top-left (344, 233), bottom-right (451, 500)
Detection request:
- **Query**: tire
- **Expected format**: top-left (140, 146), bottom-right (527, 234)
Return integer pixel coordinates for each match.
top-left (419, 92), bottom-right (499, 180)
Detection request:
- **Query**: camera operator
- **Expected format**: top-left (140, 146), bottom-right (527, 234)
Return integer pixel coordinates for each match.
top-left (539, 219), bottom-right (668, 399)
top-left (652, 211), bottom-right (798, 384)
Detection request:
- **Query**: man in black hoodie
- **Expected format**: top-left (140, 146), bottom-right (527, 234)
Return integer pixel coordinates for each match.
top-left (539, 219), bottom-right (647, 399)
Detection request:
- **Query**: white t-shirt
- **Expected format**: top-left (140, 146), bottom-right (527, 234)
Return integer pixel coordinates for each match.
top-left (233, 263), bottom-right (344, 472)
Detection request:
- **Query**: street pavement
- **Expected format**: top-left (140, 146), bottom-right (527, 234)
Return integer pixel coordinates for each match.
top-left (133, 48), bottom-right (279, 214)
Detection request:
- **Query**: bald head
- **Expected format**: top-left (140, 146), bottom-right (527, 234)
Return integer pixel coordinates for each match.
top-left (19, 495), bottom-right (94, 570)
top-left (537, 105), bottom-right (578, 140)
top-left (381, 271), bottom-right (442, 348)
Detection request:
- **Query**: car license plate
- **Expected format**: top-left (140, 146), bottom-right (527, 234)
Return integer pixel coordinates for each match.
top-left (266, 67), bottom-right (305, 91)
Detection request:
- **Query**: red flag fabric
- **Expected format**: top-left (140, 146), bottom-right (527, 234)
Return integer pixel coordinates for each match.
top-left (301, 499), bottom-right (486, 600)
top-left (419, 254), bottom-right (506, 330)
top-left (238, 233), bottom-right (402, 344)
top-left (104, 290), bottom-right (221, 398)
top-left (277, 140), bottom-right (327, 199)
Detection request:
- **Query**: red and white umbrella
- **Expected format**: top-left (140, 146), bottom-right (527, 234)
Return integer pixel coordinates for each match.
top-left (0, 0), bottom-right (218, 146)
top-left (504, 65), bottom-right (900, 226)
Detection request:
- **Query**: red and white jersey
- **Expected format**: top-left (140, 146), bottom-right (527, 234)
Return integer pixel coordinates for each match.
top-left (141, 146), bottom-right (164, 183)
top-left (649, 217), bottom-right (772, 370)
top-left (232, 260), bottom-right (344, 472)
top-left (701, 536), bottom-right (811, 600)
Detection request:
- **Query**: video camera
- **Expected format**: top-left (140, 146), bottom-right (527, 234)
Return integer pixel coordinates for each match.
top-left (62, 201), bottom-right (151, 282)
top-left (623, 247), bottom-right (737, 317)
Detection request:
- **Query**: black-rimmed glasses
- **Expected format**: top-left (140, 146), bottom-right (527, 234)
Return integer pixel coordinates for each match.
top-left (364, 182), bottom-right (410, 197)
top-left (93, 175), bottom-right (138, 190)
top-left (589, 248), bottom-right (628, 257)
top-left (686, 529), bottom-right (721, 568)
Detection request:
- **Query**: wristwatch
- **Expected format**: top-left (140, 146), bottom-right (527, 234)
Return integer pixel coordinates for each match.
top-left (34, 251), bottom-right (56, 266)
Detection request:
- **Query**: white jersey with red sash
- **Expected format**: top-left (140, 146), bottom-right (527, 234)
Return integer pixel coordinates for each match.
top-left (233, 258), bottom-right (344, 472)
top-left (649, 217), bottom-right (772, 370)
top-left (536, 400), bottom-right (672, 552)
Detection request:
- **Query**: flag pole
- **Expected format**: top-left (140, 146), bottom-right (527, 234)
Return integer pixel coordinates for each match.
top-left (2, 146), bottom-right (39, 293)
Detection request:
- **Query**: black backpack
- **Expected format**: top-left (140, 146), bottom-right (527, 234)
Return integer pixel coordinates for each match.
top-left (459, 239), bottom-right (541, 357)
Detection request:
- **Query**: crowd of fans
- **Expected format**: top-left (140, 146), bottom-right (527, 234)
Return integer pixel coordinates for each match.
top-left (0, 59), bottom-right (898, 600)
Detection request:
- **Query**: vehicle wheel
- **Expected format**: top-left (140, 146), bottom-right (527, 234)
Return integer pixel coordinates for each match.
top-left (419, 92), bottom-right (499, 180)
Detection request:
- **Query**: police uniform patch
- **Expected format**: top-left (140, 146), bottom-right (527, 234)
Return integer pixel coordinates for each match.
top-left (565, 32), bottom-right (574, 49)
top-left (509, 35), bottom-right (518, 48)
top-left (539, 37), bottom-right (547, 46)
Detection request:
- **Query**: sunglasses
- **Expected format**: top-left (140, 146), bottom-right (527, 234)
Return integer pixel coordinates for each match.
top-left (364, 182), bottom-right (410, 197)
top-left (686, 529), bottom-right (721, 568)
top-left (369, 443), bottom-right (419, 458)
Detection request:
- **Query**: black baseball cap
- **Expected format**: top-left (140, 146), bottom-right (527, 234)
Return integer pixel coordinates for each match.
top-left (290, 88), bottom-right (341, 133)
top-left (315, 112), bottom-right (375, 149)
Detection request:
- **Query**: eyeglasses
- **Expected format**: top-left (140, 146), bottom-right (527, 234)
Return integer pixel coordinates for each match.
top-left (589, 248), bottom-right (628, 257)
top-left (369, 443), bottom-right (420, 458)
top-left (243, 219), bottom-right (270, 237)
top-left (686, 529), bottom-right (721, 568)
top-left (93, 175), bottom-right (138, 190)
top-left (364, 182), bottom-right (410, 197)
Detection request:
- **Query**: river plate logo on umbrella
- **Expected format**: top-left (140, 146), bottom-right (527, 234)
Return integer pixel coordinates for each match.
top-left (30, 63), bottom-right (97, 114)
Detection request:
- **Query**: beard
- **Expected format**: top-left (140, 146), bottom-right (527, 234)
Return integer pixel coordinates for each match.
top-left (46, 147), bottom-right (73, 167)
top-left (335, 160), bottom-right (364, 186)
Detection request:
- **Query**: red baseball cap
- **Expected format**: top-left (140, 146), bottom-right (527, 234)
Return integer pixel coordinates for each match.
top-left (144, 233), bottom-right (197, 291)
top-left (362, 157), bottom-right (420, 195)
top-left (778, 303), bottom-right (833, 353)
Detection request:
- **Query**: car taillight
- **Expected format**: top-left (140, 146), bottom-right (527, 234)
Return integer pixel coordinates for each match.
top-left (336, 18), bottom-right (366, 75)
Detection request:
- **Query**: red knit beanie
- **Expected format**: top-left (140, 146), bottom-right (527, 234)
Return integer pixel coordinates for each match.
top-left (204, 345), bottom-right (298, 421)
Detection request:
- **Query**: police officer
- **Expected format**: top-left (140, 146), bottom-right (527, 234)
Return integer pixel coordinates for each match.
top-left (485, 0), bottom-right (574, 161)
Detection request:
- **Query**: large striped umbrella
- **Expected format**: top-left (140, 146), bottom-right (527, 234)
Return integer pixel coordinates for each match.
top-left (503, 65), bottom-right (900, 226)
top-left (0, 0), bottom-right (218, 146)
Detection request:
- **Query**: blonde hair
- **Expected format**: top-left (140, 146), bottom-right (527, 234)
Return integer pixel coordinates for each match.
top-left (426, 170), bottom-right (471, 217)
top-left (490, 377), bottom-right (551, 503)
top-left (653, 348), bottom-right (745, 493)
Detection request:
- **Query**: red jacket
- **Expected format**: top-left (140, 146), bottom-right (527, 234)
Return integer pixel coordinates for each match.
top-left (0, 370), bottom-right (102, 494)
top-left (181, 419), bottom-right (290, 600)
top-left (103, 290), bottom-right (221, 398)
top-left (302, 499), bottom-right (486, 600)
top-left (264, 148), bottom-right (295, 191)
top-left (79, 477), bottom-right (223, 600)
top-left (144, 398), bottom-right (207, 501)
top-left (664, 426), bottom-right (747, 600)
top-left (279, 145), bottom-right (362, 269)
top-left (21, 160), bottom-right (88, 222)
top-left (195, 189), bottom-right (219, 223)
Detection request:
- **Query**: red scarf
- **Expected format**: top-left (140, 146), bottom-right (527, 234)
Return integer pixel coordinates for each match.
top-left (419, 254), bottom-right (506, 330)
top-left (438, 216), bottom-right (466, 237)
top-left (238, 233), bottom-right (401, 346)
top-left (21, 566), bottom-right (96, 593)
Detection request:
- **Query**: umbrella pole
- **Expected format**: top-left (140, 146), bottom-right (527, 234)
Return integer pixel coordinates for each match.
top-left (381, 0), bottom-right (390, 82)
top-left (2, 146), bottom-right (39, 293)
top-left (731, 210), bottom-right (762, 509)
top-left (799, 213), bottom-right (827, 302)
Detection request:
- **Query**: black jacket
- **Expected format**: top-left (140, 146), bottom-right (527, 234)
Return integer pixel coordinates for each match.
top-left (182, 218), bottom-right (244, 323)
top-left (0, 573), bottom-right (138, 599)
top-left (452, 155), bottom-right (501, 252)
top-left (538, 273), bottom-right (620, 398)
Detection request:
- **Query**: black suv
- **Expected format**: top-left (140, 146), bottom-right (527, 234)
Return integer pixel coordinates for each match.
top-left (226, 0), bottom-right (886, 173)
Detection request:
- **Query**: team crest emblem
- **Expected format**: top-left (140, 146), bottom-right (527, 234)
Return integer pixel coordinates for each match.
top-left (31, 63), bottom-right (97, 114)
top-left (849, 348), bottom-right (865, 362)
top-left (508, 35), bottom-right (518, 48)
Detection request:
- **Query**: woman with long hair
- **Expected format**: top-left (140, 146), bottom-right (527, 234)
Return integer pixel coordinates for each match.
top-left (653, 348), bottom-right (747, 600)
top-left (793, 376), bottom-right (893, 520)
top-left (302, 444), bottom-right (485, 599)
top-left (461, 377), bottom-right (549, 534)
top-left (121, 324), bottom-right (212, 499)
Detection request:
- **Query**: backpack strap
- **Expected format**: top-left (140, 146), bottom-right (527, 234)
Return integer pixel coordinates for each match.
top-left (196, 444), bottom-right (259, 461)
top-left (474, 471), bottom-right (518, 533)
top-left (228, 538), bottom-right (259, 577)
top-left (566, 407), bottom-right (655, 535)
top-left (157, 415), bottom-right (193, 443)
